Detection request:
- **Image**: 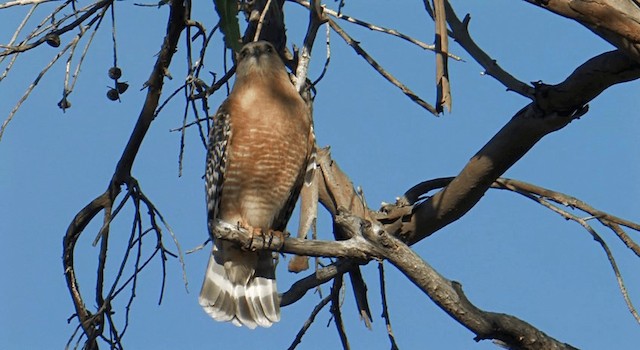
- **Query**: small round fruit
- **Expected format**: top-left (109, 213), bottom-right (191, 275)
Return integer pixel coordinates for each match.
top-left (107, 88), bottom-right (119, 101)
top-left (108, 67), bottom-right (122, 80)
top-left (46, 34), bottom-right (61, 48)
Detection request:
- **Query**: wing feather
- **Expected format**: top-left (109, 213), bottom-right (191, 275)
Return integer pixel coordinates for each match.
top-left (205, 107), bottom-right (231, 238)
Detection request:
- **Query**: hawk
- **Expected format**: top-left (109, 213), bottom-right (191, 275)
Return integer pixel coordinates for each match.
top-left (199, 41), bottom-right (315, 328)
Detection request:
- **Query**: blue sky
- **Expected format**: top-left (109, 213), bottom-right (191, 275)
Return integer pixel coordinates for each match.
top-left (2, 1), bottom-right (639, 349)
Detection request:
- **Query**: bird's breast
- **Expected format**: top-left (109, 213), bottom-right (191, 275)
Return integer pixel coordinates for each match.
top-left (219, 84), bottom-right (310, 230)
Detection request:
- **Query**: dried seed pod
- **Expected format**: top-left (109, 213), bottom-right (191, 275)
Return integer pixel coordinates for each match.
top-left (106, 88), bottom-right (119, 101)
top-left (45, 34), bottom-right (61, 48)
top-left (57, 97), bottom-right (71, 109)
top-left (116, 82), bottom-right (129, 94)
top-left (108, 66), bottom-right (122, 80)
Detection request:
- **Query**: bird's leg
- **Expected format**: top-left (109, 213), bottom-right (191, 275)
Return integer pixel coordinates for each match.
top-left (237, 220), bottom-right (287, 250)
top-left (262, 229), bottom-right (287, 250)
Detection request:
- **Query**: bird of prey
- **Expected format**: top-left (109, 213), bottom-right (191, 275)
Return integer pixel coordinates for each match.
top-left (199, 41), bottom-right (315, 329)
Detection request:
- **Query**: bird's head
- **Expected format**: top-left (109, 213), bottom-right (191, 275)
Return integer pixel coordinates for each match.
top-left (235, 41), bottom-right (287, 78)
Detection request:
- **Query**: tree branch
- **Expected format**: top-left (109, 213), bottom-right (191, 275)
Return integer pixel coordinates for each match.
top-left (327, 18), bottom-right (439, 115)
top-left (291, 0), bottom-right (463, 59)
top-left (433, 0), bottom-right (452, 112)
top-left (396, 50), bottom-right (640, 244)
top-left (216, 197), bottom-right (581, 349)
top-left (373, 223), bottom-right (579, 350)
top-left (62, 2), bottom-right (187, 348)
top-left (444, 1), bottom-right (535, 98)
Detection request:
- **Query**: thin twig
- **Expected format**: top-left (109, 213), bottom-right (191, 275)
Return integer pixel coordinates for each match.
top-left (169, 116), bottom-right (210, 132)
top-left (494, 179), bottom-right (640, 325)
top-left (399, 175), bottom-right (640, 325)
top-left (442, 0), bottom-right (534, 98)
top-left (253, 0), bottom-right (273, 42)
top-left (287, 294), bottom-right (332, 350)
top-left (67, 13), bottom-right (104, 94)
top-left (327, 18), bottom-right (438, 115)
top-left (0, 0), bottom-right (54, 10)
top-left (0, 4), bottom-right (36, 77)
top-left (292, 0), bottom-right (462, 60)
top-left (0, 0), bottom-right (112, 56)
top-left (378, 262), bottom-right (400, 350)
top-left (311, 23), bottom-right (331, 87)
top-left (1, 35), bottom-right (77, 141)
top-left (495, 178), bottom-right (640, 256)
top-left (330, 275), bottom-right (350, 350)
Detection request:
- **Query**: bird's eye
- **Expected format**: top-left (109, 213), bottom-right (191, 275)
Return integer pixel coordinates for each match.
top-left (240, 49), bottom-right (249, 58)
top-left (265, 45), bottom-right (273, 53)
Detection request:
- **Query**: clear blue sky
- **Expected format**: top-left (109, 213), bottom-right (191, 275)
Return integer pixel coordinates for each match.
top-left (2, 1), bottom-right (639, 349)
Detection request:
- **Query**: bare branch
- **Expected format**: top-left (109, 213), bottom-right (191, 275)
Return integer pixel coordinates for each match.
top-left (63, 2), bottom-right (187, 348)
top-left (253, 0), bottom-right (274, 42)
top-left (493, 178), bottom-right (640, 324)
top-left (397, 50), bottom-right (640, 244)
top-left (287, 294), bottom-right (332, 350)
top-left (282, 259), bottom-right (359, 307)
top-left (494, 178), bottom-right (640, 256)
top-left (0, 0), bottom-right (112, 56)
top-left (311, 24), bottom-right (332, 87)
top-left (330, 275), bottom-right (351, 350)
top-left (378, 262), bottom-right (400, 350)
top-left (361, 217), bottom-right (580, 350)
top-left (211, 219), bottom-right (382, 260)
top-left (0, 0), bottom-right (54, 10)
top-left (327, 18), bottom-right (439, 115)
top-left (291, 0), bottom-right (462, 60)
top-left (0, 5), bottom-right (35, 79)
top-left (433, 0), bottom-right (452, 112)
top-left (1, 0), bottom-right (112, 139)
top-left (382, 174), bottom-right (640, 325)
top-left (216, 143), bottom-right (593, 348)
top-left (1, 35), bottom-right (77, 141)
top-left (293, 0), bottom-right (326, 92)
top-left (281, 203), bottom-right (583, 349)
top-left (444, 1), bottom-right (535, 98)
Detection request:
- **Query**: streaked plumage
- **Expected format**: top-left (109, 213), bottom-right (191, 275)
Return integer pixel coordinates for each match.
top-left (199, 41), bottom-right (315, 328)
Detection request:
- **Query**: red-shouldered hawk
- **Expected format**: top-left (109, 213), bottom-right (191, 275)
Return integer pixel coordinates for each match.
top-left (199, 41), bottom-right (315, 328)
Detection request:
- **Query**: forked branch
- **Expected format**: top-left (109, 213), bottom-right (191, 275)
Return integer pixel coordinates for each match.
top-left (214, 144), bottom-right (636, 349)
top-left (395, 50), bottom-right (640, 245)
top-left (62, 2), bottom-right (187, 349)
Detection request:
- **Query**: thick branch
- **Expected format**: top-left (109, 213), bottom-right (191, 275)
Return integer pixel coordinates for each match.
top-left (399, 50), bottom-right (640, 244)
top-left (211, 219), bottom-right (381, 260)
top-left (215, 142), bottom-right (590, 348)
top-left (225, 202), bottom-right (579, 349)
top-left (373, 227), bottom-right (579, 350)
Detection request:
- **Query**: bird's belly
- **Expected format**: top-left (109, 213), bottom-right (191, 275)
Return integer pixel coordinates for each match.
top-left (219, 127), bottom-right (307, 230)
